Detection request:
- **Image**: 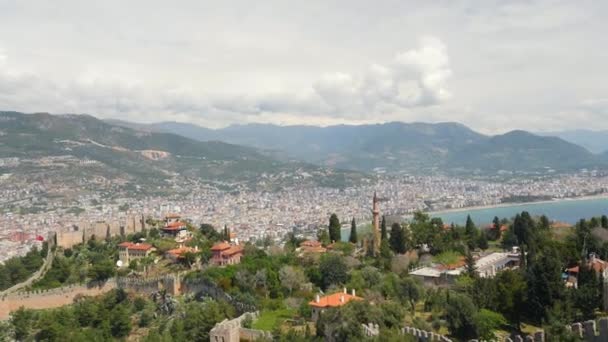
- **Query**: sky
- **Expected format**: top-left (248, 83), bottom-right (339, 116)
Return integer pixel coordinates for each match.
top-left (0, 0), bottom-right (606, 133)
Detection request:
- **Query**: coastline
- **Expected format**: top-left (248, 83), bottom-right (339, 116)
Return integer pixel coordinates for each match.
top-left (426, 193), bottom-right (608, 216)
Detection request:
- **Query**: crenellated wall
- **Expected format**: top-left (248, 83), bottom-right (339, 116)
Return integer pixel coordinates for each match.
top-left (0, 279), bottom-right (117, 320)
top-left (209, 312), bottom-right (273, 342)
top-left (402, 326), bottom-right (453, 341)
top-left (567, 318), bottom-right (608, 342)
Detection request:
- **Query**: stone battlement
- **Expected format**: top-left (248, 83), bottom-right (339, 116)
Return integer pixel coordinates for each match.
top-left (209, 312), bottom-right (272, 342)
top-left (402, 325), bottom-right (452, 341)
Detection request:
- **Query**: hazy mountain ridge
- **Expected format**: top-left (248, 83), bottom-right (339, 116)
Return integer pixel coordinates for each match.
top-left (111, 119), bottom-right (606, 174)
top-left (0, 112), bottom-right (368, 192)
top-left (538, 129), bottom-right (608, 154)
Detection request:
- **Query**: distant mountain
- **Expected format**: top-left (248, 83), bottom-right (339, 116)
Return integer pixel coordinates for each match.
top-left (0, 111), bottom-right (367, 194)
top-left (111, 120), bottom-right (605, 174)
top-left (538, 129), bottom-right (608, 154)
top-left (449, 130), bottom-right (603, 172)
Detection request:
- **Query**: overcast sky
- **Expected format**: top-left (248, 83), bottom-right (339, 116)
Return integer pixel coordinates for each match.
top-left (0, 0), bottom-right (606, 133)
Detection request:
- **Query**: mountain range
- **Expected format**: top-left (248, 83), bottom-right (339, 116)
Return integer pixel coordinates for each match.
top-left (1, 110), bottom-right (606, 197)
top-left (0, 111), bottom-right (367, 194)
top-left (108, 119), bottom-right (607, 174)
top-left (537, 129), bottom-right (608, 154)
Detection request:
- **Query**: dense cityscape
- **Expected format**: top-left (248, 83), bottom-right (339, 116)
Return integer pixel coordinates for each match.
top-left (3, 171), bottom-right (608, 263)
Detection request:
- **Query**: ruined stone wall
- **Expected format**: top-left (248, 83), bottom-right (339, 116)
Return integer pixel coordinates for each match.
top-left (0, 280), bottom-right (117, 320)
top-left (568, 318), bottom-right (608, 342)
top-left (209, 312), bottom-right (271, 342)
top-left (402, 326), bottom-right (452, 341)
top-left (56, 230), bottom-right (83, 249)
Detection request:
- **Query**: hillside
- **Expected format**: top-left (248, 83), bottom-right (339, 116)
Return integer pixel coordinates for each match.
top-left (116, 120), bottom-right (605, 174)
top-left (0, 112), bottom-right (367, 195)
top-left (538, 129), bottom-right (608, 154)
top-left (449, 130), bottom-right (604, 173)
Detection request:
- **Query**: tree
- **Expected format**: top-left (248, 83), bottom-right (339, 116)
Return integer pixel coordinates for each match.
top-left (110, 304), bottom-right (132, 338)
top-left (328, 214), bottom-right (341, 243)
top-left (88, 259), bottom-right (115, 281)
top-left (223, 225), bottom-right (231, 242)
top-left (317, 228), bottom-right (330, 246)
top-left (279, 265), bottom-right (307, 295)
top-left (474, 309), bottom-right (507, 340)
top-left (398, 277), bottom-right (424, 312)
top-left (319, 254), bottom-right (348, 290)
top-left (389, 223), bottom-right (406, 254)
top-left (380, 216), bottom-right (387, 241)
top-left (465, 249), bottom-right (477, 278)
top-left (478, 231), bottom-right (489, 250)
top-left (495, 270), bottom-right (527, 329)
top-left (446, 292), bottom-right (478, 340)
top-left (602, 215), bottom-right (608, 229)
top-left (10, 307), bottom-right (33, 341)
top-left (465, 215), bottom-right (477, 249)
top-left (349, 218), bottom-right (358, 244)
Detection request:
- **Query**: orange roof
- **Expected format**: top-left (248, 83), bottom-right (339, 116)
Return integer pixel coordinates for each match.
top-left (222, 245), bottom-right (244, 256)
top-left (229, 232), bottom-right (237, 239)
top-left (437, 257), bottom-right (467, 271)
top-left (119, 242), bottom-right (153, 251)
top-left (211, 242), bottom-right (231, 251)
top-left (300, 240), bottom-right (322, 248)
top-left (163, 221), bottom-right (186, 230)
top-left (165, 213), bottom-right (181, 219)
top-left (167, 246), bottom-right (196, 258)
top-left (309, 292), bottom-right (362, 308)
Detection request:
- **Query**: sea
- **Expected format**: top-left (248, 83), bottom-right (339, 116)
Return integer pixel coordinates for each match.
top-left (430, 197), bottom-right (608, 226)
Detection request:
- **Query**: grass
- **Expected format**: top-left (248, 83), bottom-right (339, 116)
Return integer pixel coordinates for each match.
top-left (252, 308), bottom-right (296, 331)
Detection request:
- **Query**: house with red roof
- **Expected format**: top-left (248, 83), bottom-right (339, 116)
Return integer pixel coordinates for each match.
top-left (118, 242), bottom-right (155, 266)
top-left (162, 214), bottom-right (188, 238)
top-left (165, 244), bottom-right (199, 263)
top-left (309, 288), bottom-right (362, 321)
top-left (565, 253), bottom-right (608, 288)
top-left (211, 242), bottom-right (244, 266)
top-left (297, 240), bottom-right (327, 255)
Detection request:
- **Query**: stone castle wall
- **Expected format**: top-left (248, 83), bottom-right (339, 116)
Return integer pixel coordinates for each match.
top-left (57, 214), bottom-right (146, 249)
top-left (402, 326), bottom-right (452, 341)
top-left (209, 312), bottom-right (272, 342)
top-left (0, 280), bottom-right (117, 320)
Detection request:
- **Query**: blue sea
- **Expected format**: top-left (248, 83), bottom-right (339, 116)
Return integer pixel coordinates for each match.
top-left (430, 197), bottom-right (608, 226)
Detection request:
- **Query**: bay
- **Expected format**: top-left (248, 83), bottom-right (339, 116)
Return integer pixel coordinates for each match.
top-left (430, 197), bottom-right (608, 226)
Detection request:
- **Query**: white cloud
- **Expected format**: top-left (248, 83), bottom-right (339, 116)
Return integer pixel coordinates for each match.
top-left (0, 1), bottom-right (606, 132)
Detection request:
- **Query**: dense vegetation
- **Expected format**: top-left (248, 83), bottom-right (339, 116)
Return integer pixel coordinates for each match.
top-left (0, 243), bottom-right (47, 291)
top-left (4, 211), bottom-right (608, 341)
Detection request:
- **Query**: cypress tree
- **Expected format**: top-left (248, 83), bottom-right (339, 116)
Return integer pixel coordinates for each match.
top-left (465, 249), bottom-right (477, 278)
top-left (349, 218), bottom-right (358, 244)
top-left (602, 215), bottom-right (608, 229)
top-left (328, 214), bottom-right (341, 243)
top-left (380, 216), bottom-right (387, 241)
top-left (389, 223), bottom-right (406, 254)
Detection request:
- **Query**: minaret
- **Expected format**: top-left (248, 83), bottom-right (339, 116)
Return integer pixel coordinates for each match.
top-left (372, 192), bottom-right (380, 255)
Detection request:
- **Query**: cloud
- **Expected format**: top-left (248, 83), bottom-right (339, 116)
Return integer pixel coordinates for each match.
top-left (0, 36), bottom-right (452, 125)
top-left (215, 36), bottom-right (453, 119)
top-left (0, 1), bottom-right (606, 132)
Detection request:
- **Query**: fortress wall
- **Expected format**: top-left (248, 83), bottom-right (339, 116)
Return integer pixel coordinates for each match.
top-left (0, 280), bottom-right (116, 320)
top-left (56, 230), bottom-right (83, 249)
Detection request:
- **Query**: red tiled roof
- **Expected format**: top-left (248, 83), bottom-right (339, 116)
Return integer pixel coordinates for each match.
top-left (119, 242), bottom-right (153, 251)
top-left (211, 242), bottom-right (231, 251)
top-left (309, 292), bottom-right (362, 308)
top-left (163, 221), bottom-right (186, 230)
top-left (222, 245), bottom-right (243, 256)
top-left (300, 240), bottom-right (322, 248)
top-left (167, 246), bottom-right (196, 258)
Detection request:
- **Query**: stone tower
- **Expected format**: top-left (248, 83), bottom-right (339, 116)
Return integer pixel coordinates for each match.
top-left (372, 192), bottom-right (381, 255)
